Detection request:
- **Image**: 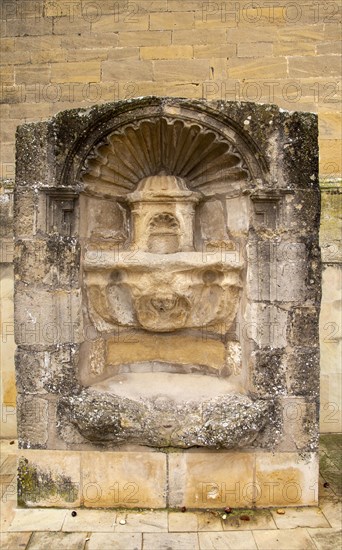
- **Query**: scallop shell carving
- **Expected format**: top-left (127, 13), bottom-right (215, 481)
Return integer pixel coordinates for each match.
top-left (81, 118), bottom-right (249, 196)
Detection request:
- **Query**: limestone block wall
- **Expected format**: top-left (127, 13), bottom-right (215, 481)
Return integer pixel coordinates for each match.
top-left (0, 0), bottom-right (341, 437)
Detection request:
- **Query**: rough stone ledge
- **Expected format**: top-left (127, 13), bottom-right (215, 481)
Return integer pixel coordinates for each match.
top-left (59, 388), bottom-right (274, 449)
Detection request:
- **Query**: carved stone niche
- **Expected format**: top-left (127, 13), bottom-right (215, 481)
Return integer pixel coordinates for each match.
top-left (15, 99), bottom-right (321, 487)
top-left (76, 115), bottom-right (261, 448)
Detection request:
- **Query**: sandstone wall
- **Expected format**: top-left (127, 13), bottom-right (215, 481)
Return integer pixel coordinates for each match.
top-left (0, 0), bottom-right (341, 437)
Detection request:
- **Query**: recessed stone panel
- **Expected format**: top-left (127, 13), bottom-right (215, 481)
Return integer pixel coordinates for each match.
top-left (106, 333), bottom-right (225, 370)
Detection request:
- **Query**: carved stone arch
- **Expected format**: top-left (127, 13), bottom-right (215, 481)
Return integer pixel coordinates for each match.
top-left (58, 98), bottom-right (269, 194)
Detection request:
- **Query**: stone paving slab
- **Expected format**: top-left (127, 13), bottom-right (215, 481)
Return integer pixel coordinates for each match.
top-left (27, 531), bottom-right (87, 550)
top-left (8, 509), bottom-right (67, 532)
top-left (307, 528), bottom-right (342, 550)
top-left (320, 434), bottom-right (342, 451)
top-left (319, 498), bottom-right (342, 528)
top-left (114, 511), bottom-right (168, 532)
top-left (87, 532), bottom-right (142, 549)
top-left (321, 468), bottom-right (342, 497)
top-left (252, 527), bottom-right (317, 549)
top-left (197, 512), bottom-right (223, 531)
top-left (168, 511), bottom-right (199, 532)
top-left (222, 510), bottom-right (277, 531)
top-left (62, 509), bottom-right (169, 533)
top-left (318, 473), bottom-right (336, 499)
top-left (0, 455), bottom-right (17, 479)
top-left (62, 509), bottom-right (117, 532)
top-left (143, 532), bottom-right (199, 549)
top-left (326, 447), bottom-right (342, 471)
top-left (270, 506), bottom-right (331, 529)
top-left (1, 478), bottom-right (17, 503)
top-left (199, 530), bottom-right (257, 549)
top-left (0, 440), bottom-right (17, 457)
top-left (0, 531), bottom-right (32, 550)
top-left (0, 499), bottom-right (16, 533)
top-left (0, 455), bottom-right (16, 500)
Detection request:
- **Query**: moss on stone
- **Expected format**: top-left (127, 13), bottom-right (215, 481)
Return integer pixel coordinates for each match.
top-left (18, 457), bottom-right (78, 507)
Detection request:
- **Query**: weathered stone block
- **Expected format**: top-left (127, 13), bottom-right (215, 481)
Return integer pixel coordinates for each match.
top-left (50, 62), bottom-right (101, 83)
top-left (61, 34), bottom-right (119, 50)
top-left (5, 17), bottom-right (52, 37)
top-left (172, 29), bottom-right (226, 45)
top-left (0, 191), bottom-right (14, 262)
top-left (274, 246), bottom-right (308, 302)
top-left (194, 43), bottom-right (236, 58)
top-left (281, 111), bottom-right (318, 189)
top-left (92, 14), bottom-right (149, 33)
top-left (320, 140), bottom-right (342, 175)
top-left (250, 349), bottom-right (286, 398)
top-left (108, 47), bottom-right (139, 60)
top-left (288, 307), bottom-right (320, 347)
top-left (141, 45), bottom-right (193, 60)
top-left (13, 188), bottom-right (36, 238)
top-left (15, 349), bottom-right (46, 394)
top-left (287, 349), bottom-right (320, 397)
top-left (125, 80), bottom-right (203, 98)
top-left (320, 191), bottom-right (342, 264)
top-left (274, 41), bottom-right (316, 56)
top-left (319, 113), bottom-right (342, 140)
top-left (52, 16), bottom-right (91, 35)
top-left (150, 12), bottom-right (194, 30)
top-left (15, 122), bottom-right (51, 187)
top-left (255, 453), bottom-right (318, 507)
top-left (119, 31), bottom-right (171, 46)
top-left (81, 452), bottom-right (166, 508)
top-left (153, 59), bottom-right (209, 81)
top-left (279, 397), bottom-right (319, 453)
top-left (288, 55), bottom-right (342, 78)
top-left (18, 450), bottom-right (81, 507)
top-left (61, 386), bottom-right (271, 449)
top-left (283, 190), bottom-right (321, 235)
top-left (14, 66), bottom-right (50, 86)
top-left (15, 237), bottom-right (80, 287)
top-left (246, 303), bottom-right (288, 349)
top-left (102, 60), bottom-right (153, 81)
top-left (15, 287), bottom-right (83, 345)
top-left (17, 395), bottom-right (49, 449)
top-left (168, 452), bottom-right (255, 508)
top-left (237, 42), bottom-right (273, 57)
top-left (228, 57), bottom-right (287, 79)
top-left (15, 345), bottom-right (78, 395)
top-left (30, 49), bottom-right (67, 64)
top-left (15, 36), bottom-right (62, 51)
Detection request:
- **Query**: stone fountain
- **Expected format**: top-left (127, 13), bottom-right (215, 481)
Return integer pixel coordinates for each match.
top-left (15, 98), bottom-right (321, 509)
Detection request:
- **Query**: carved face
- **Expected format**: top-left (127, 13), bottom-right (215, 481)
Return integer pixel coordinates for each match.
top-left (84, 257), bottom-right (242, 333)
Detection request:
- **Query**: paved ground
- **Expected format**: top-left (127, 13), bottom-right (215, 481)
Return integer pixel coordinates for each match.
top-left (0, 435), bottom-right (341, 549)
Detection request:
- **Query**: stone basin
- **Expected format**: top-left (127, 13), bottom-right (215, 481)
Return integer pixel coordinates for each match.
top-left (61, 370), bottom-right (272, 449)
top-left (92, 371), bottom-right (245, 402)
